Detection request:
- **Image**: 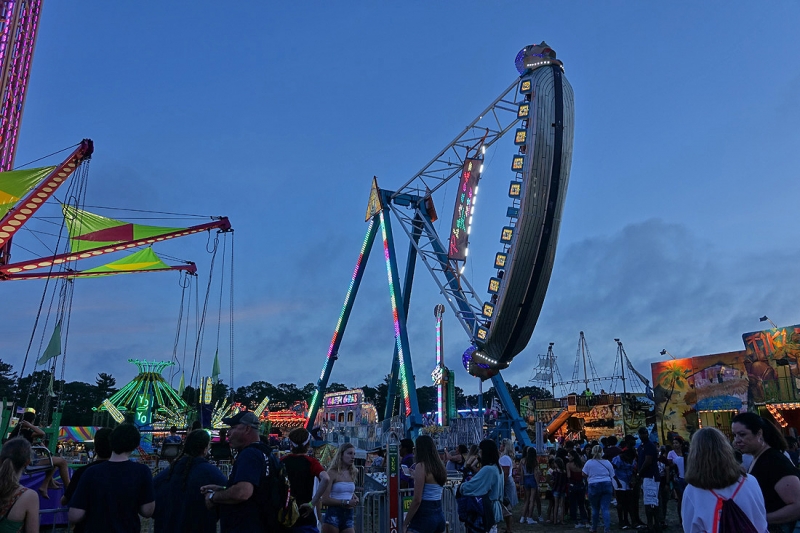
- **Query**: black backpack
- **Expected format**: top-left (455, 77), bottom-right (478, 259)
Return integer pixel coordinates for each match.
top-left (710, 477), bottom-right (758, 533)
top-left (248, 441), bottom-right (298, 532)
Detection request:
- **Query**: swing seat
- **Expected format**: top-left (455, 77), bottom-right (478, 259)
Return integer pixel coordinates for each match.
top-left (24, 445), bottom-right (54, 475)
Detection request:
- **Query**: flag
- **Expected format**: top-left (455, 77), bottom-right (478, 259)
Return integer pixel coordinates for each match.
top-left (37, 322), bottom-right (62, 365)
top-left (47, 373), bottom-right (56, 397)
top-left (178, 373), bottom-right (185, 396)
top-left (211, 349), bottom-right (221, 385)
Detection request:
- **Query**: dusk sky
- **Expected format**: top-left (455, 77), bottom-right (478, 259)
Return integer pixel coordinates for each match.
top-left (1, 3), bottom-right (799, 401)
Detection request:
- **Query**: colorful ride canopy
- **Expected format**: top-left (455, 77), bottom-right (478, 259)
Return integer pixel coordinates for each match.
top-left (0, 166), bottom-right (55, 219)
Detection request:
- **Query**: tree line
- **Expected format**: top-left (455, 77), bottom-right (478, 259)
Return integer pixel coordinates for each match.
top-left (0, 359), bottom-right (552, 427)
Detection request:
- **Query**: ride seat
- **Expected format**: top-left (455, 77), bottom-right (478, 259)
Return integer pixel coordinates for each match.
top-left (24, 445), bottom-right (54, 475)
top-left (159, 442), bottom-right (182, 464)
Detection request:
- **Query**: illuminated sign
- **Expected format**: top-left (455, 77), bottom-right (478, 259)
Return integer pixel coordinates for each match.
top-left (514, 129), bottom-right (527, 145)
top-left (448, 158), bottom-right (483, 262)
top-left (488, 278), bottom-right (501, 293)
top-left (482, 303), bottom-right (495, 319)
top-left (511, 155), bottom-right (524, 171)
top-left (135, 393), bottom-right (152, 426)
top-left (517, 103), bottom-right (530, 119)
top-left (325, 391), bottom-right (360, 407)
top-left (509, 182), bottom-right (522, 198)
top-left (500, 227), bottom-right (514, 243)
top-left (476, 327), bottom-right (489, 342)
top-left (102, 399), bottom-right (125, 423)
top-left (520, 79), bottom-right (532, 94)
top-left (494, 253), bottom-right (507, 268)
top-left (431, 364), bottom-right (444, 385)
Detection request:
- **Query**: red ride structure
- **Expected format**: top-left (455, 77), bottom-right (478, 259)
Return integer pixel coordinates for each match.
top-left (0, 0), bottom-right (42, 171)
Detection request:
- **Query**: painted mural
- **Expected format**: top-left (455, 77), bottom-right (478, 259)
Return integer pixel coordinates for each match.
top-left (652, 324), bottom-right (800, 441)
top-left (742, 325), bottom-right (800, 403)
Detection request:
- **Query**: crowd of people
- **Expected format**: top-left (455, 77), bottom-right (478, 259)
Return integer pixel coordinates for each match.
top-left (0, 412), bottom-right (798, 533)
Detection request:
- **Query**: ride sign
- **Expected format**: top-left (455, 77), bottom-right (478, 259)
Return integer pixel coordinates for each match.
top-left (448, 157), bottom-right (483, 262)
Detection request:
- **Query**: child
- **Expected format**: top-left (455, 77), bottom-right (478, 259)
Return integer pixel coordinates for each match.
top-left (550, 457), bottom-right (567, 525)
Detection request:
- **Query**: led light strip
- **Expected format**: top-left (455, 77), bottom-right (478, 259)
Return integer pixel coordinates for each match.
top-left (436, 311), bottom-right (443, 424)
top-left (380, 211), bottom-right (411, 416)
top-left (309, 219), bottom-right (376, 415)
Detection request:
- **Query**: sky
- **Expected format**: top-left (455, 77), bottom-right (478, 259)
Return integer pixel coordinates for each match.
top-left (1, 3), bottom-right (799, 401)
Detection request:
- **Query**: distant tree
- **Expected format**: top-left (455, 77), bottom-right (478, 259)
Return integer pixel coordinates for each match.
top-left (416, 385), bottom-right (437, 414)
top-left (60, 381), bottom-right (98, 426)
top-left (94, 373), bottom-right (117, 404)
top-left (0, 360), bottom-right (17, 401)
top-left (327, 382), bottom-right (348, 393)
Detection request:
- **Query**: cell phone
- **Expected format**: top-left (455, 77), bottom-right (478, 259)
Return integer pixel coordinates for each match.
top-left (401, 464), bottom-right (412, 477)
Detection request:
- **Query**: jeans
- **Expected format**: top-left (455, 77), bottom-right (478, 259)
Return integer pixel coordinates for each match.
top-left (406, 500), bottom-right (446, 533)
top-left (588, 481), bottom-right (614, 532)
top-left (569, 483), bottom-right (588, 523)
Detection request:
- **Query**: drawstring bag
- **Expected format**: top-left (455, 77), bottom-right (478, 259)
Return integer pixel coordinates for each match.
top-left (710, 477), bottom-right (757, 533)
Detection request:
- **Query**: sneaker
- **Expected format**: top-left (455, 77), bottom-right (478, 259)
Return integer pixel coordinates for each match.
top-left (527, 518), bottom-right (536, 525)
top-left (521, 517), bottom-right (527, 524)
top-left (575, 524), bottom-right (585, 529)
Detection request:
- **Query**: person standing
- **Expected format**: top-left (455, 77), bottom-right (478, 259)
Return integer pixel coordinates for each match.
top-left (67, 424), bottom-right (155, 533)
top-left (154, 429), bottom-right (226, 533)
top-left (284, 427), bottom-right (331, 533)
top-left (459, 440), bottom-right (505, 532)
top-left (445, 445), bottom-right (468, 473)
top-left (583, 445), bottom-right (615, 533)
top-left (61, 428), bottom-right (112, 533)
top-left (403, 435), bottom-right (447, 533)
top-left (681, 427), bottom-right (767, 533)
top-left (519, 447), bottom-right (541, 525)
top-left (732, 412), bottom-right (800, 532)
top-left (567, 449), bottom-right (589, 528)
top-left (499, 439), bottom-right (518, 532)
top-left (164, 426), bottom-right (182, 444)
top-left (320, 443), bottom-right (359, 533)
top-left (636, 427), bottom-right (660, 533)
top-left (612, 447), bottom-right (637, 530)
top-left (0, 438), bottom-right (39, 533)
top-left (400, 439), bottom-right (415, 489)
top-left (666, 437), bottom-right (686, 518)
top-left (201, 411), bottom-right (283, 533)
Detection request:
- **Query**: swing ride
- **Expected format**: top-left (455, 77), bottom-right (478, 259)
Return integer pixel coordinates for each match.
top-left (306, 43), bottom-right (575, 445)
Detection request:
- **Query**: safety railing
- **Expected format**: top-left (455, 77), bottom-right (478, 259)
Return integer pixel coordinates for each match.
top-left (357, 485), bottom-right (464, 533)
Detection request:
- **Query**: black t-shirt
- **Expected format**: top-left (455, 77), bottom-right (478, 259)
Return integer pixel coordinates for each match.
top-left (9, 424), bottom-right (34, 442)
top-left (63, 460), bottom-right (105, 533)
top-left (69, 460), bottom-right (155, 533)
top-left (220, 445), bottom-right (269, 533)
top-left (750, 448), bottom-right (800, 514)
top-left (153, 456), bottom-right (227, 533)
top-left (637, 440), bottom-right (659, 479)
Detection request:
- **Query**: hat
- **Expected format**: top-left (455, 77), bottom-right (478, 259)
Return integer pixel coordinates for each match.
top-left (222, 411), bottom-right (260, 429)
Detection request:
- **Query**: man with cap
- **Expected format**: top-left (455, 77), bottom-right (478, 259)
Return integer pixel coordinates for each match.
top-left (201, 411), bottom-right (279, 533)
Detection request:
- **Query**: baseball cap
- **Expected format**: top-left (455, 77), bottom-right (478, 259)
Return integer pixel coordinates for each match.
top-left (222, 411), bottom-right (260, 429)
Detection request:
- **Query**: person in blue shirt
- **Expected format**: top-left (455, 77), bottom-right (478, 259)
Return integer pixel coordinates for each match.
top-left (154, 429), bottom-right (226, 533)
top-left (458, 440), bottom-right (505, 530)
top-left (68, 423), bottom-right (155, 533)
top-left (201, 411), bottom-right (278, 533)
top-left (164, 426), bottom-right (182, 445)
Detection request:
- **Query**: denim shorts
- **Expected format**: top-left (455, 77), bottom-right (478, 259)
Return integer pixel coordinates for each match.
top-left (406, 500), bottom-right (446, 533)
top-left (523, 474), bottom-right (538, 489)
top-left (553, 491), bottom-right (564, 498)
top-left (323, 506), bottom-right (354, 530)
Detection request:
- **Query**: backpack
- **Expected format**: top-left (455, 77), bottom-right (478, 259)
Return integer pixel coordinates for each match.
top-left (249, 442), bottom-right (300, 531)
top-left (710, 476), bottom-right (758, 533)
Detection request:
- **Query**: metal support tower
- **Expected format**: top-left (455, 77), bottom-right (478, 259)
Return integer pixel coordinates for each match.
top-left (307, 77), bottom-right (535, 444)
top-left (0, 0), bottom-right (42, 171)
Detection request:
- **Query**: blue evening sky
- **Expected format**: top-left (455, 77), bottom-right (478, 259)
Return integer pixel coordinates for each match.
top-left (2, 3), bottom-right (799, 398)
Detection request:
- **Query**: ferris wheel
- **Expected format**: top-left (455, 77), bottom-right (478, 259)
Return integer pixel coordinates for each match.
top-left (306, 43), bottom-right (575, 444)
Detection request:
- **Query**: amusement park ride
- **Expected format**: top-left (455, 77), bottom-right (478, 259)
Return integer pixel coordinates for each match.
top-left (0, 1), bottom-right (233, 446)
top-left (306, 43), bottom-right (575, 446)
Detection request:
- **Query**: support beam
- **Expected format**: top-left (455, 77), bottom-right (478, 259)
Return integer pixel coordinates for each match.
top-left (491, 372), bottom-right (532, 447)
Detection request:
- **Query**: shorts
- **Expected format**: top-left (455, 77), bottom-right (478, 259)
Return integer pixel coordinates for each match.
top-left (406, 500), bottom-right (446, 533)
top-left (323, 506), bottom-right (354, 530)
top-left (523, 474), bottom-right (538, 489)
top-left (553, 491), bottom-right (564, 498)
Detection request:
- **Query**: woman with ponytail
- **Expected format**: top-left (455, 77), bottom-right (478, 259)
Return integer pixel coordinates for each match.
top-left (283, 427), bottom-right (330, 533)
top-left (0, 437), bottom-right (39, 533)
top-left (153, 429), bottom-right (226, 533)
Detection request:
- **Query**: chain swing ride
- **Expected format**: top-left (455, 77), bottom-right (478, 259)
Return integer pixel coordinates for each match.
top-left (306, 43), bottom-right (575, 445)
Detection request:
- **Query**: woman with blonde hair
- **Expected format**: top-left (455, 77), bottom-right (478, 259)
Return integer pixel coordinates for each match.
top-left (0, 437), bottom-right (40, 533)
top-left (582, 445), bottom-right (614, 533)
top-left (320, 443), bottom-right (359, 533)
top-left (682, 427), bottom-right (766, 533)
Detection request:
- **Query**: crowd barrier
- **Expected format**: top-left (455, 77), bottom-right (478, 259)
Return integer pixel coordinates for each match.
top-left (358, 486), bottom-right (464, 533)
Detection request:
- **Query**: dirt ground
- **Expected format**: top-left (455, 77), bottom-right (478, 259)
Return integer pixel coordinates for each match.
top-left (504, 496), bottom-right (682, 533)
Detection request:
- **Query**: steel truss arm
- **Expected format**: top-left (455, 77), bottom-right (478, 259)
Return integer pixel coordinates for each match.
top-left (391, 78), bottom-right (523, 199)
top-left (491, 372), bottom-right (532, 448)
top-left (386, 198), bottom-right (483, 340)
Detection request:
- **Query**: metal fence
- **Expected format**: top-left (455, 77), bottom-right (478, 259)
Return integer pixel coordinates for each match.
top-left (358, 486), bottom-right (464, 533)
